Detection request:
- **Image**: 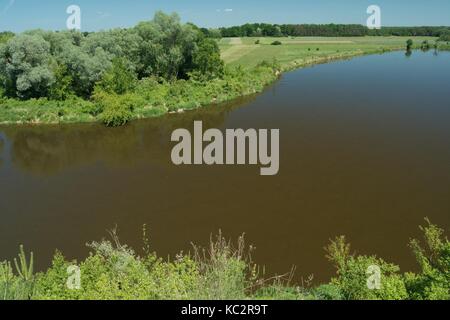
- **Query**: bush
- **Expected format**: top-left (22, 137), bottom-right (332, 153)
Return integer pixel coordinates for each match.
top-left (406, 39), bottom-right (414, 50)
top-left (405, 219), bottom-right (450, 300)
top-left (32, 231), bottom-right (268, 300)
top-left (325, 236), bottom-right (408, 300)
top-left (96, 58), bottom-right (137, 95)
top-left (438, 31), bottom-right (450, 42)
top-left (1, 221), bottom-right (449, 300)
top-left (93, 91), bottom-right (134, 127)
top-left (313, 284), bottom-right (343, 300)
top-left (271, 41), bottom-right (282, 46)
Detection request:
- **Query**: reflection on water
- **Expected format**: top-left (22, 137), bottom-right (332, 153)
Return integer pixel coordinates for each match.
top-left (1, 51), bottom-right (449, 283)
top-left (1, 98), bottom-right (248, 176)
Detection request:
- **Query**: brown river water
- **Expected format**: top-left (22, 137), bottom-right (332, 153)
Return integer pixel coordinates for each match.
top-left (0, 50), bottom-right (449, 283)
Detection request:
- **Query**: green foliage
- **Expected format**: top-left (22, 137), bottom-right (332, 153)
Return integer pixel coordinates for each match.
top-left (271, 41), bottom-right (282, 46)
top-left (1, 221), bottom-right (449, 300)
top-left (313, 284), bottom-right (343, 300)
top-left (14, 245), bottom-right (34, 281)
top-left (134, 11), bottom-right (200, 80)
top-left (0, 61), bottom-right (279, 125)
top-left (0, 11), bottom-right (225, 104)
top-left (0, 246), bottom-right (35, 300)
top-left (190, 233), bottom-right (253, 300)
top-left (326, 237), bottom-right (408, 300)
top-left (93, 90), bottom-right (134, 127)
top-left (220, 23), bottom-right (448, 38)
top-left (438, 31), bottom-right (450, 42)
top-left (33, 231), bottom-right (269, 300)
top-left (324, 220), bottom-right (450, 300)
top-left (96, 58), bottom-right (137, 95)
top-left (406, 39), bottom-right (414, 50)
top-left (192, 38), bottom-right (224, 80)
top-left (48, 63), bottom-right (73, 100)
top-left (421, 40), bottom-right (430, 50)
top-left (0, 34), bottom-right (54, 99)
top-left (405, 219), bottom-right (450, 300)
top-left (0, 31), bottom-right (14, 44)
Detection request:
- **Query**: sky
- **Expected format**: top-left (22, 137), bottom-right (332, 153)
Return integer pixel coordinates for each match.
top-left (0, 0), bottom-right (449, 32)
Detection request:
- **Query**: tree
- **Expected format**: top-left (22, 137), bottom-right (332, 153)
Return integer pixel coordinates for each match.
top-left (96, 58), bottom-right (137, 95)
top-left (438, 30), bottom-right (450, 42)
top-left (0, 31), bottom-right (14, 44)
top-left (192, 38), bottom-right (224, 80)
top-left (134, 12), bottom-right (199, 80)
top-left (406, 39), bottom-right (414, 50)
top-left (421, 40), bottom-right (430, 51)
top-left (0, 34), bottom-right (54, 99)
top-left (48, 62), bottom-right (73, 100)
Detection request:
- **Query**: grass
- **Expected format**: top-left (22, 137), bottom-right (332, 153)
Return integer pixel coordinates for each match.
top-left (0, 36), bottom-right (445, 126)
top-left (220, 36), bottom-right (438, 69)
top-left (0, 220), bottom-right (448, 300)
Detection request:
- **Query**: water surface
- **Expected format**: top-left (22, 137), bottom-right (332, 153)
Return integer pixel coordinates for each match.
top-left (1, 50), bottom-right (449, 283)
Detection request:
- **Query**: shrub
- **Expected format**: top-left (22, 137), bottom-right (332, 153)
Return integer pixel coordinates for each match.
top-left (406, 39), bottom-right (414, 50)
top-left (93, 91), bottom-right (134, 127)
top-left (405, 219), bottom-right (450, 300)
top-left (271, 41), bottom-right (282, 46)
top-left (313, 284), bottom-right (343, 300)
top-left (325, 236), bottom-right (408, 300)
top-left (438, 31), bottom-right (450, 42)
top-left (96, 58), bottom-right (137, 95)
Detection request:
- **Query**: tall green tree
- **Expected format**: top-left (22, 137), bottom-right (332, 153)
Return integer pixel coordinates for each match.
top-left (192, 38), bottom-right (224, 80)
top-left (96, 58), bottom-right (137, 95)
top-left (0, 34), bottom-right (54, 99)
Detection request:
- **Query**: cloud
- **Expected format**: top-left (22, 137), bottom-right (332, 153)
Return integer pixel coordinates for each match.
top-left (216, 8), bottom-right (233, 13)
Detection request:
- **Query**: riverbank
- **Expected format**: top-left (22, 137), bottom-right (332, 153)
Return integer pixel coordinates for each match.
top-left (0, 37), bottom-right (444, 126)
top-left (0, 220), bottom-right (448, 300)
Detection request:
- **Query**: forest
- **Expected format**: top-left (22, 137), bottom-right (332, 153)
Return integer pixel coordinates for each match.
top-left (0, 12), bottom-right (224, 100)
top-left (215, 23), bottom-right (450, 38)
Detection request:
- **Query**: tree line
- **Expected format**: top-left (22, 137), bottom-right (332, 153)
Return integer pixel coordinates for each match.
top-left (203, 23), bottom-right (450, 38)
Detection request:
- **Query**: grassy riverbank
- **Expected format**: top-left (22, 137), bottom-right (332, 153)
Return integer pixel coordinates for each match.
top-left (0, 36), bottom-right (442, 126)
top-left (0, 62), bottom-right (280, 125)
top-left (0, 220), bottom-right (448, 300)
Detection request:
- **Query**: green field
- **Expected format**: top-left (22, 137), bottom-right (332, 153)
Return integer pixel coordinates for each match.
top-left (219, 36), bottom-right (437, 69)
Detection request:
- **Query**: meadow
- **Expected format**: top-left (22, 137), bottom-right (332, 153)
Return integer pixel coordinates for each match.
top-left (219, 36), bottom-right (437, 69)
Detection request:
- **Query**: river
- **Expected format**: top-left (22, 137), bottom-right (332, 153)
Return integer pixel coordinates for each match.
top-left (1, 50), bottom-right (449, 283)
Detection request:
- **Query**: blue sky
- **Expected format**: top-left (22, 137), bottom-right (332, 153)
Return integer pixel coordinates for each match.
top-left (1, 0), bottom-right (449, 32)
